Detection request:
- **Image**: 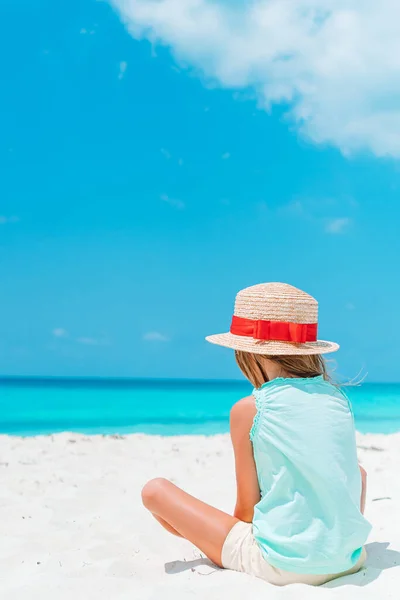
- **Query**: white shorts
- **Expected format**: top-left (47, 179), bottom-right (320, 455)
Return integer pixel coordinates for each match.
top-left (221, 521), bottom-right (367, 586)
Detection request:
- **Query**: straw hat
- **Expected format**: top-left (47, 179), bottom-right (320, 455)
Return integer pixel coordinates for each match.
top-left (206, 282), bottom-right (339, 355)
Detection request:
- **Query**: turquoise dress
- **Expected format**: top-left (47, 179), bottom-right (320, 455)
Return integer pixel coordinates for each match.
top-left (250, 376), bottom-right (372, 575)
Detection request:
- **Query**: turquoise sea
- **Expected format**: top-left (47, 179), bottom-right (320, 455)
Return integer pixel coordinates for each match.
top-left (0, 378), bottom-right (399, 436)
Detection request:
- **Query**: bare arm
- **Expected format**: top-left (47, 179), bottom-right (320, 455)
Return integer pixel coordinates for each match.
top-left (230, 397), bottom-right (261, 523)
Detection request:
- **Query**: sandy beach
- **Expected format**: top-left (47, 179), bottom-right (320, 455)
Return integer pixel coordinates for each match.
top-left (0, 432), bottom-right (399, 600)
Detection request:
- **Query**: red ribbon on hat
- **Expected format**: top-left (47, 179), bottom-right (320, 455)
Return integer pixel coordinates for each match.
top-left (230, 315), bottom-right (317, 343)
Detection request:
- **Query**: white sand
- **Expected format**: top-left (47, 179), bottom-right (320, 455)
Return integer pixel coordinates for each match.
top-left (0, 432), bottom-right (399, 600)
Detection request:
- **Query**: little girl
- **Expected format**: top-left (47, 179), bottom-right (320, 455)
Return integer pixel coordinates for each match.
top-left (142, 283), bottom-right (371, 585)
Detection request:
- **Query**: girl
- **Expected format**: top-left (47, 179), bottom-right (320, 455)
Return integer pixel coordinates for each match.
top-left (142, 283), bottom-right (371, 586)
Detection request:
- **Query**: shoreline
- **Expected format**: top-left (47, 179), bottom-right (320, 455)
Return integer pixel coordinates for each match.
top-left (1, 427), bottom-right (399, 438)
top-left (0, 430), bottom-right (399, 438)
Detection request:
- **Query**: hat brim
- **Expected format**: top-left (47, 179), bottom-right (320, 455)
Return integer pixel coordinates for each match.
top-left (206, 332), bottom-right (339, 355)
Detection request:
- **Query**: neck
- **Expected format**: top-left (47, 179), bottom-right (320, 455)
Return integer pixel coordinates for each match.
top-left (263, 359), bottom-right (293, 382)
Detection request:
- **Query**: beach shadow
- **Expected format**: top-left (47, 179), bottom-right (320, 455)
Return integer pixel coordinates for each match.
top-left (323, 542), bottom-right (400, 588)
top-left (165, 557), bottom-right (219, 575)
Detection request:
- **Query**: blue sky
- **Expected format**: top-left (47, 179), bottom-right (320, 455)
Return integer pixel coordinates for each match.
top-left (1, 0), bottom-right (400, 381)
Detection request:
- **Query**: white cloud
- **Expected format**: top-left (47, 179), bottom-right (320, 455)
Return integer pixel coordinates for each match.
top-left (325, 217), bottom-right (351, 234)
top-left (161, 149), bottom-right (184, 165)
top-left (143, 331), bottom-right (170, 342)
top-left (80, 27), bottom-right (95, 35)
top-left (52, 328), bottom-right (68, 338)
top-left (281, 200), bottom-right (305, 217)
top-left (221, 152), bottom-right (231, 159)
top-left (76, 337), bottom-right (109, 346)
top-left (160, 147), bottom-right (171, 159)
top-left (0, 216), bottom-right (19, 225)
top-left (52, 328), bottom-right (109, 346)
top-left (279, 198), bottom-right (355, 234)
top-left (160, 193), bottom-right (185, 209)
top-left (110, 0), bottom-right (400, 157)
top-left (118, 60), bottom-right (128, 79)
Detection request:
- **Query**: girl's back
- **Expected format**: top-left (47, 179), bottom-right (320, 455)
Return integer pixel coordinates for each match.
top-left (250, 375), bottom-right (371, 574)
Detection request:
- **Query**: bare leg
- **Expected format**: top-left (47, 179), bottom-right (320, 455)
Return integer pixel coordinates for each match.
top-left (142, 478), bottom-right (239, 567)
top-left (153, 514), bottom-right (182, 537)
top-left (359, 465), bottom-right (367, 515)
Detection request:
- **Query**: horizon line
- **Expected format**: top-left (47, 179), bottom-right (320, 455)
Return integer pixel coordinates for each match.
top-left (0, 375), bottom-right (396, 385)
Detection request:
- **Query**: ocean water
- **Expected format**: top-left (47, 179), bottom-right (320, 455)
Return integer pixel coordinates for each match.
top-left (0, 378), bottom-right (399, 436)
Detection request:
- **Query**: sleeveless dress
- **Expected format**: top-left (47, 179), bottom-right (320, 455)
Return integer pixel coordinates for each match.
top-left (250, 375), bottom-right (372, 575)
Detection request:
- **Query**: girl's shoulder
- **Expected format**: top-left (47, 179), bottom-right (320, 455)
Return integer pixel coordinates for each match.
top-left (250, 376), bottom-right (354, 442)
top-left (253, 375), bottom-right (341, 398)
top-left (252, 375), bottom-right (349, 414)
top-left (230, 395), bottom-right (257, 421)
top-left (230, 396), bottom-right (257, 436)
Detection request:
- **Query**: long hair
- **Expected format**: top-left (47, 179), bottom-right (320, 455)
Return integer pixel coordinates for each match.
top-left (235, 350), bottom-right (331, 389)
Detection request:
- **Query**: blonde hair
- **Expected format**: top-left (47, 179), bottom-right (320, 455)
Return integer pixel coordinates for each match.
top-left (235, 350), bottom-right (331, 389)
